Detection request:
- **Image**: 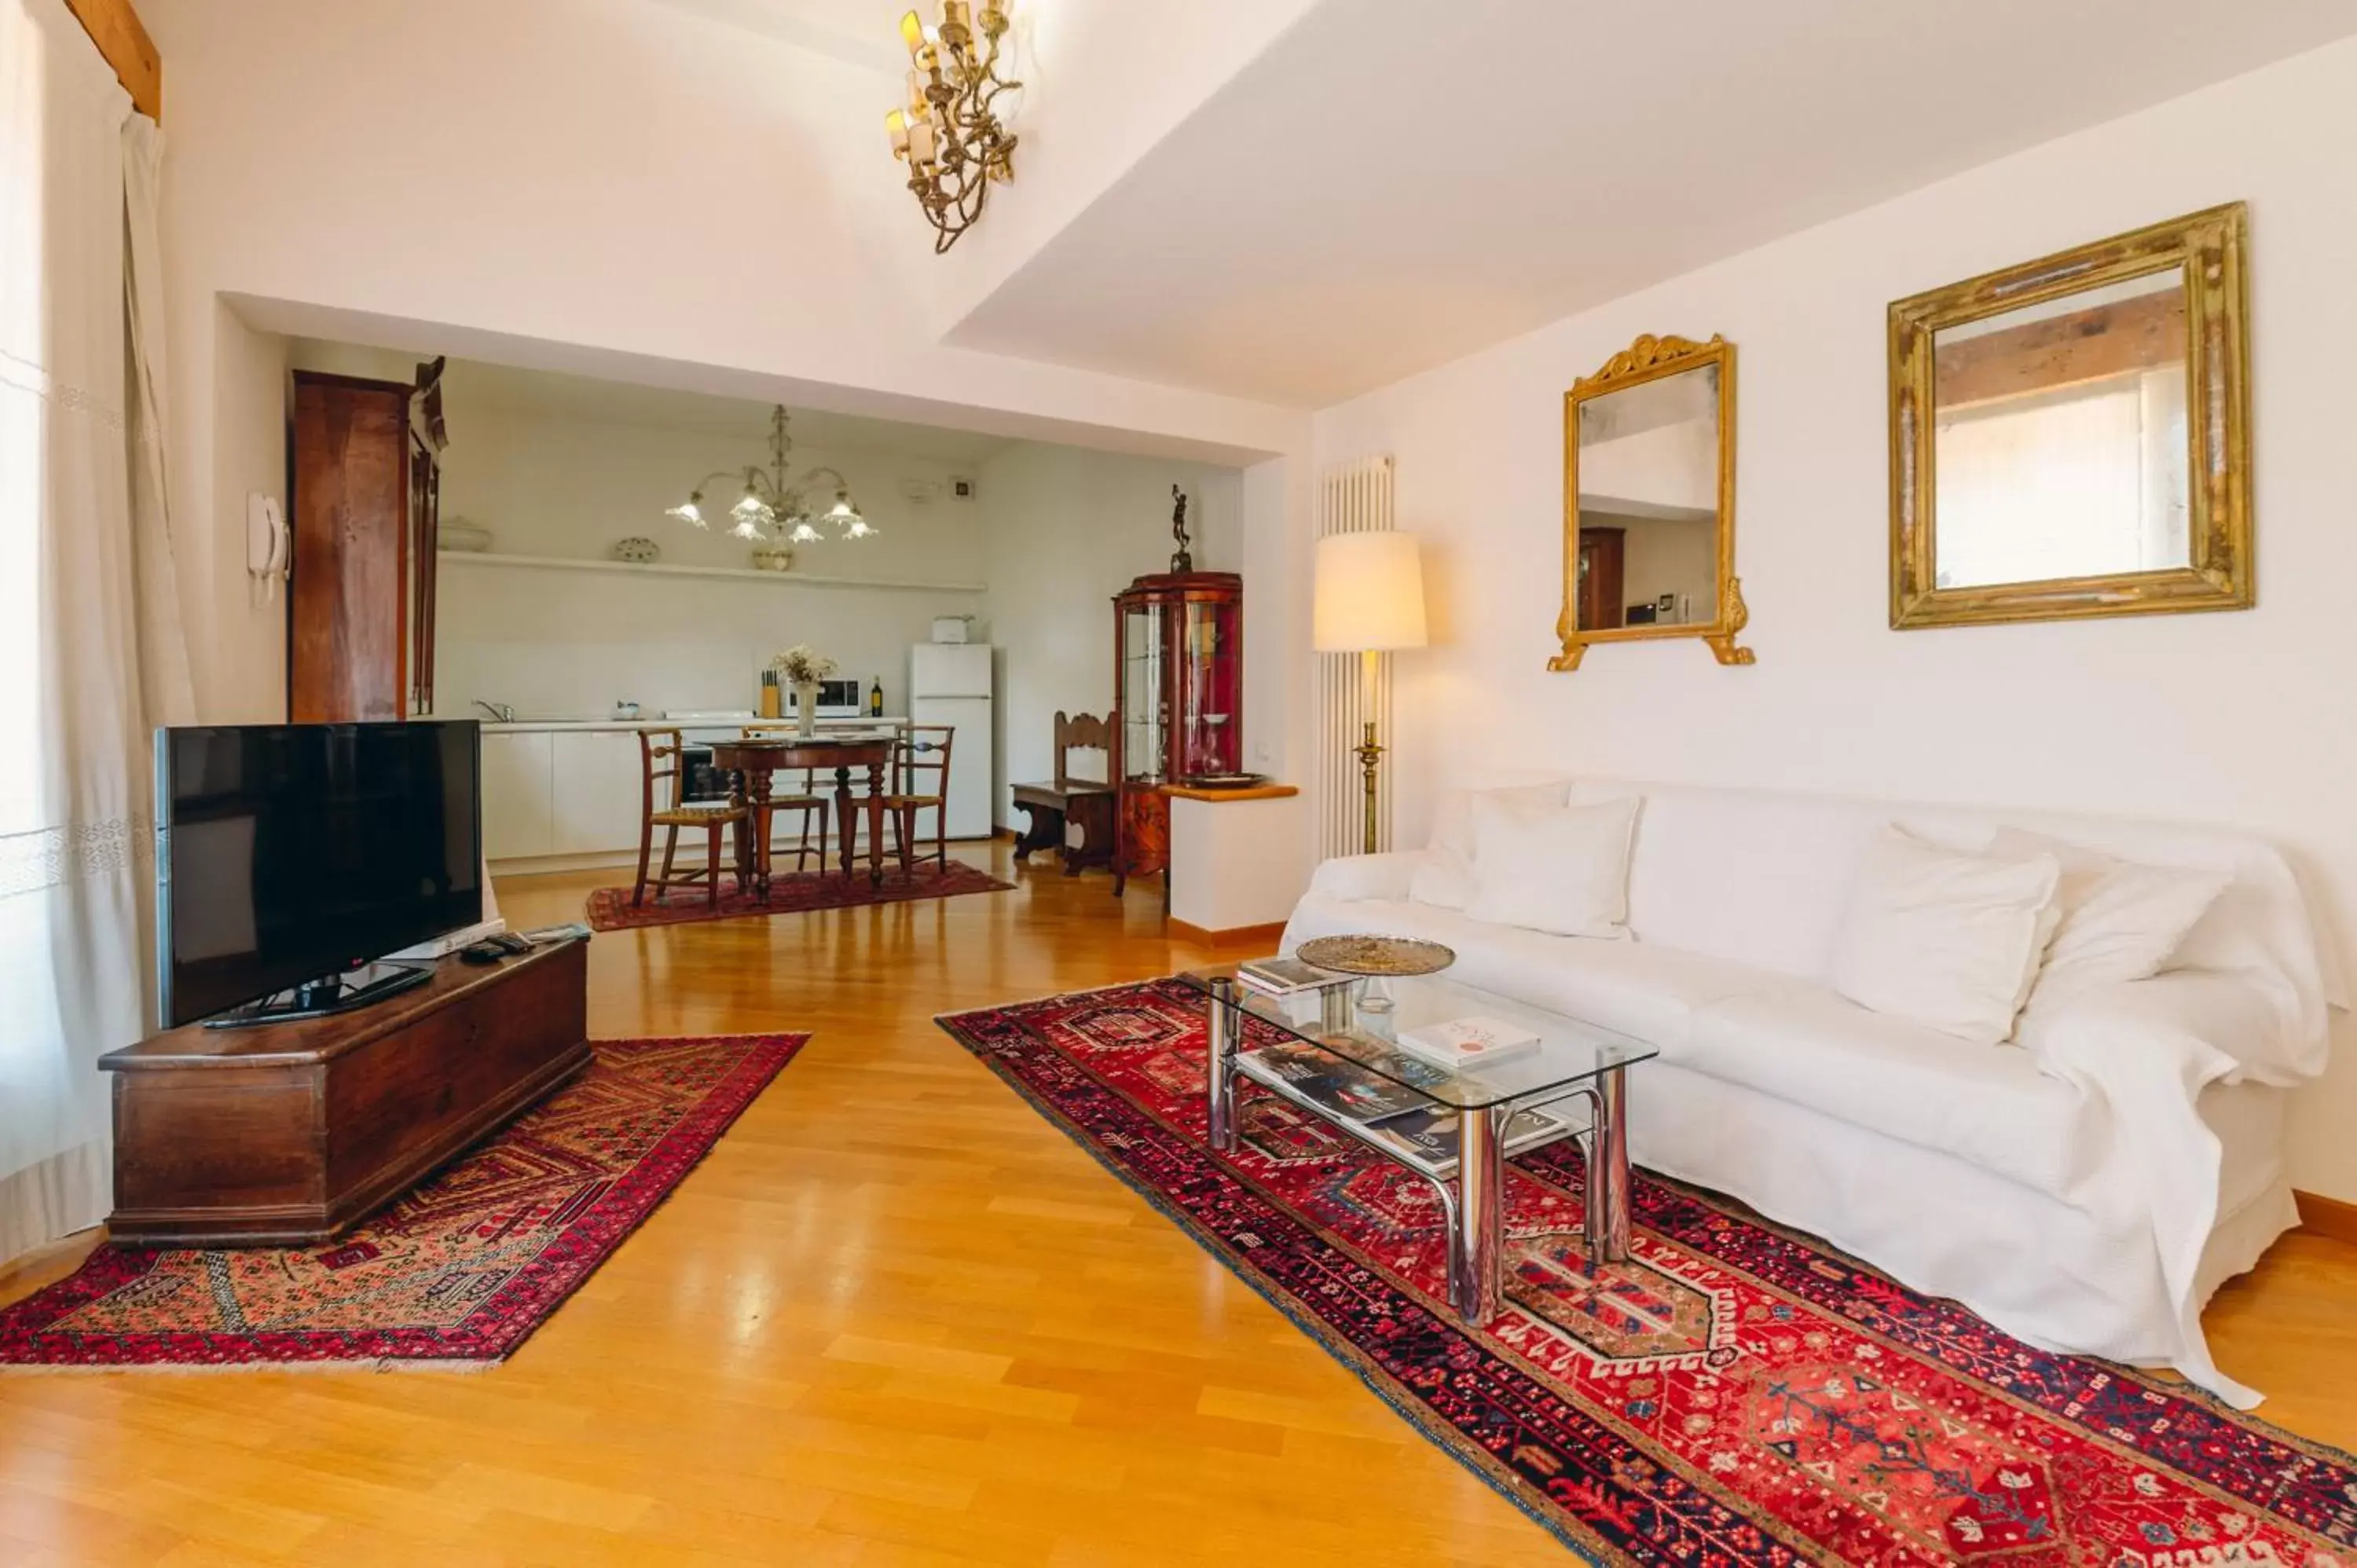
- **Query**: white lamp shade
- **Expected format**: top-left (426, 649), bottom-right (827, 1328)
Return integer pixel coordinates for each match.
top-left (1312, 531), bottom-right (1428, 653)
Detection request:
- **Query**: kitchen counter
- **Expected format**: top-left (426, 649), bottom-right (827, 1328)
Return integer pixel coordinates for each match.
top-left (477, 716), bottom-right (908, 867)
top-left (473, 716), bottom-right (907, 734)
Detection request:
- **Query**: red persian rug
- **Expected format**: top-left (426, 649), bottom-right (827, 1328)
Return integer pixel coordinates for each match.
top-left (938, 980), bottom-right (2357, 1566)
top-left (585, 859), bottom-right (1012, 932)
top-left (0, 1035), bottom-right (802, 1371)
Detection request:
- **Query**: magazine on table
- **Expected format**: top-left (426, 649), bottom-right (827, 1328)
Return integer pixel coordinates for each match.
top-left (1235, 955), bottom-right (1344, 995)
top-left (1244, 1042), bottom-right (1434, 1123)
top-left (1367, 1105), bottom-right (1571, 1170)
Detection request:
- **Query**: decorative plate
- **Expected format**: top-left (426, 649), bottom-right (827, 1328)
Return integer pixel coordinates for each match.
top-left (612, 536), bottom-right (661, 563)
top-left (1293, 935), bottom-right (1455, 977)
top-left (1178, 771), bottom-right (1269, 789)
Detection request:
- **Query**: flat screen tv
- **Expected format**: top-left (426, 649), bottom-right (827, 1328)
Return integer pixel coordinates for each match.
top-left (156, 720), bottom-right (482, 1028)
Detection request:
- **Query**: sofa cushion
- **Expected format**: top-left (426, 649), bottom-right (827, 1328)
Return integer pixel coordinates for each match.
top-left (1413, 781), bottom-right (1577, 910)
top-left (1674, 987), bottom-right (2088, 1200)
top-left (1567, 780), bottom-right (1885, 980)
top-left (1989, 827), bottom-right (2231, 1028)
top-left (1428, 779), bottom-right (1574, 861)
top-left (1406, 850), bottom-right (1477, 910)
top-left (1830, 826), bottom-right (2062, 1046)
top-left (1465, 795), bottom-right (1638, 939)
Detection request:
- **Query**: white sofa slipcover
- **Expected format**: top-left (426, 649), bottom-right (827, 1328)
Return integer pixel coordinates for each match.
top-left (1281, 777), bottom-right (2341, 1407)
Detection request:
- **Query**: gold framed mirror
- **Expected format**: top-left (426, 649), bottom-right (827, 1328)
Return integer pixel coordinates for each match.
top-left (1551, 333), bottom-right (1751, 671)
top-left (1889, 203), bottom-right (2251, 629)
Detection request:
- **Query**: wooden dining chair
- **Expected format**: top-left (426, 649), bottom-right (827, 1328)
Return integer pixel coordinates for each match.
top-left (883, 723), bottom-right (955, 876)
top-left (738, 724), bottom-right (830, 874)
top-left (634, 728), bottom-right (750, 908)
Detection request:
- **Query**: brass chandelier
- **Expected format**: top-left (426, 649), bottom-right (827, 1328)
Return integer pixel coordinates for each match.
top-left (884, 2), bottom-right (1019, 255)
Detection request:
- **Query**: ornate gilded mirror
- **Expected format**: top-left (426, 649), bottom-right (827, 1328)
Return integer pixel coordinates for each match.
top-left (1889, 203), bottom-right (2251, 628)
top-left (1551, 334), bottom-right (1750, 670)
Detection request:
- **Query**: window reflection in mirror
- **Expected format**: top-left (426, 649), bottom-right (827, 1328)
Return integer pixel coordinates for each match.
top-left (1931, 269), bottom-right (2189, 590)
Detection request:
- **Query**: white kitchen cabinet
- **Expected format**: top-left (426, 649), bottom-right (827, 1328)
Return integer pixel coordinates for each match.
top-left (481, 731), bottom-right (555, 859)
top-left (550, 729), bottom-right (647, 855)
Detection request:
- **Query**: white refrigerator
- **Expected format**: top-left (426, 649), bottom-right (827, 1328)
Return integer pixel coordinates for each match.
top-left (908, 642), bottom-right (995, 840)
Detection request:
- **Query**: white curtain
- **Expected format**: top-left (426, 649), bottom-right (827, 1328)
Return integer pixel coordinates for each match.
top-left (0, 0), bottom-right (193, 1265)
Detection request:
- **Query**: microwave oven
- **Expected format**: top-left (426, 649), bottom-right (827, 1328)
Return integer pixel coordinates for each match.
top-left (815, 677), bottom-right (870, 718)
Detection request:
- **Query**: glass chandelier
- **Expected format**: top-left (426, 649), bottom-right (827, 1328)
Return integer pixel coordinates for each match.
top-left (664, 405), bottom-right (872, 542)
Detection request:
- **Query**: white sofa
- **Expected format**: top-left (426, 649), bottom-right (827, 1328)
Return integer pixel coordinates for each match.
top-left (1281, 776), bottom-right (2341, 1407)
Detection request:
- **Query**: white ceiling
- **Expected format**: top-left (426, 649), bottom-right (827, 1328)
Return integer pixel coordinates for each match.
top-left (945, 0), bottom-right (2357, 407)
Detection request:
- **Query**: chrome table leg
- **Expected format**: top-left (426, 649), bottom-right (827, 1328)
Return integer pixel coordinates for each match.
top-left (1206, 976), bottom-right (1239, 1153)
top-left (1585, 1064), bottom-right (1632, 1264)
top-left (1450, 1104), bottom-right (1505, 1321)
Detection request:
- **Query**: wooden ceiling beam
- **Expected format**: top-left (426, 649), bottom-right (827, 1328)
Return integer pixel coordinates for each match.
top-left (63, 0), bottom-right (161, 121)
top-left (1934, 288), bottom-right (2185, 412)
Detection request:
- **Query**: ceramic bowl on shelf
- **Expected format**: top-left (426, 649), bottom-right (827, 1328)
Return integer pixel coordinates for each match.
top-left (611, 537), bottom-right (661, 564)
top-left (439, 518), bottom-right (494, 552)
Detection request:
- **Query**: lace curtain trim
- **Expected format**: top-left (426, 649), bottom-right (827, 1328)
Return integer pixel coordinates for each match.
top-left (0, 346), bottom-right (128, 435)
top-left (0, 818), bottom-right (152, 900)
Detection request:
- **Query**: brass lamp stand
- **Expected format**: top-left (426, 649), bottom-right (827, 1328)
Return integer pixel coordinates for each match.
top-left (1354, 650), bottom-right (1385, 855)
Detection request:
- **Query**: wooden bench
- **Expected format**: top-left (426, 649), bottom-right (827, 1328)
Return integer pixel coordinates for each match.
top-left (1010, 710), bottom-right (1114, 877)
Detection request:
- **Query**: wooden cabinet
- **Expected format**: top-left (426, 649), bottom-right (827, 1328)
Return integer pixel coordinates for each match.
top-left (482, 728), bottom-right (654, 863)
top-left (1577, 526), bottom-right (1626, 632)
top-left (480, 731), bottom-right (555, 859)
top-left (1110, 572), bottom-right (1243, 896)
top-left (288, 365), bottom-right (445, 721)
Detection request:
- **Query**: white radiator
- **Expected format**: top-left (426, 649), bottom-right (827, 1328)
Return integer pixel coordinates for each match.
top-left (1314, 455), bottom-right (1395, 859)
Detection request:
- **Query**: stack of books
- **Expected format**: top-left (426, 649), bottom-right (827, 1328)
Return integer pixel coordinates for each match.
top-left (1234, 956), bottom-right (1342, 996)
top-left (1394, 1015), bottom-right (1541, 1071)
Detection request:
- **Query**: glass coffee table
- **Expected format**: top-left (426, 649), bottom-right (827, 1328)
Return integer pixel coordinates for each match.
top-left (1180, 964), bottom-right (1659, 1323)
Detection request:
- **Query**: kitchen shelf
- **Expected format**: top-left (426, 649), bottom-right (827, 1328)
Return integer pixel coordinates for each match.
top-left (437, 551), bottom-right (985, 595)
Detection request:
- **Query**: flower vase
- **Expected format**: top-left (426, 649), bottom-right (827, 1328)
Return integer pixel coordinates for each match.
top-left (794, 682), bottom-right (819, 738)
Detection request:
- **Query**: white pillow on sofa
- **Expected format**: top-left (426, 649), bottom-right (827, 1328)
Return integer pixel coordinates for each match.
top-left (1410, 779), bottom-right (1574, 910)
top-left (1989, 827), bottom-right (2231, 1024)
top-left (1831, 826), bottom-right (2062, 1046)
top-left (1464, 794), bottom-right (1639, 938)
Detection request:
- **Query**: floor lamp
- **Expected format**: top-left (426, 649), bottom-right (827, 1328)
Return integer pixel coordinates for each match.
top-left (1312, 531), bottom-right (1428, 855)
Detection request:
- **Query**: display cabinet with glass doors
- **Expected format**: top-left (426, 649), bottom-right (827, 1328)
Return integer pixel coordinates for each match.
top-left (1110, 572), bottom-right (1243, 896)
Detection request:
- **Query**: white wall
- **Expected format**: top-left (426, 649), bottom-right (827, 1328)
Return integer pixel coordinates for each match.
top-left (138, 0), bottom-right (1308, 727)
top-left (977, 446), bottom-right (1244, 822)
top-left (1310, 38), bottom-right (2357, 1199)
top-left (187, 303), bottom-right (289, 723)
top-left (433, 409), bottom-right (989, 721)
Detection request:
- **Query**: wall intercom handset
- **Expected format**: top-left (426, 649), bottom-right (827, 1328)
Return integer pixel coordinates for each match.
top-left (247, 493), bottom-right (289, 605)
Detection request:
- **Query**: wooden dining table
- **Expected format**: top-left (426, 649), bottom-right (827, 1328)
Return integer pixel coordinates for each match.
top-left (707, 734), bottom-right (897, 899)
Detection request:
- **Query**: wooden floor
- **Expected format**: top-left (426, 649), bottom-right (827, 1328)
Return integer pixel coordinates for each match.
top-left (2, 842), bottom-right (2352, 1566)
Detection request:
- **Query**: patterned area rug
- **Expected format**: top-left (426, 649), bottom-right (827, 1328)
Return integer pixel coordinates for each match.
top-left (0, 1035), bottom-right (802, 1370)
top-left (585, 859), bottom-right (1012, 932)
top-left (938, 980), bottom-right (2357, 1566)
